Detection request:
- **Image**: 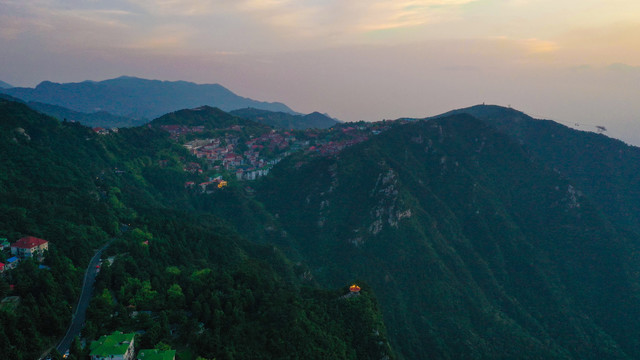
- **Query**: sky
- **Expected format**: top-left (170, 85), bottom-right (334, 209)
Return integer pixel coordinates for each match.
top-left (1, 0), bottom-right (640, 145)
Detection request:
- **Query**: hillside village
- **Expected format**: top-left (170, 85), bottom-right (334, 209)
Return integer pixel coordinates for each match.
top-left (159, 119), bottom-right (396, 190)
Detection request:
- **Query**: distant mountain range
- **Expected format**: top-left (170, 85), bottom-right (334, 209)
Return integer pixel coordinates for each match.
top-left (0, 80), bottom-right (12, 89)
top-left (0, 76), bottom-right (343, 130)
top-left (26, 101), bottom-right (140, 128)
top-left (0, 76), bottom-right (295, 123)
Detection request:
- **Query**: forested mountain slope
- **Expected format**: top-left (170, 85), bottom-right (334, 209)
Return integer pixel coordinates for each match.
top-left (0, 98), bottom-right (393, 360)
top-left (151, 105), bottom-right (269, 132)
top-left (435, 104), bottom-right (640, 236)
top-left (257, 114), bottom-right (640, 359)
top-left (0, 98), bottom-right (119, 359)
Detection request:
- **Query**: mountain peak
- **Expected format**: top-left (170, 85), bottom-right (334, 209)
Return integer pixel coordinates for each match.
top-left (151, 105), bottom-right (267, 131)
top-left (35, 80), bottom-right (59, 89)
top-left (114, 75), bottom-right (142, 80)
top-left (190, 105), bottom-right (216, 111)
top-left (433, 104), bottom-right (534, 122)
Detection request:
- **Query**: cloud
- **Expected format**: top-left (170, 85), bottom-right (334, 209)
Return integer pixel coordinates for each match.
top-left (525, 39), bottom-right (559, 54)
top-left (0, 17), bottom-right (31, 40)
top-left (125, 24), bottom-right (199, 51)
top-left (126, 0), bottom-right (226, 16)
top-left (353, 0), bottom-right (477, 32)
top-left (120, 0), bottom-right (479, 43)
top-left (503, 37), bottom-right (559, 54)
top-left (552, 22), bottom-right (640, 66)
top-left (3, 0), bottom-right (639, 71)
top-left (0, 0), bottom-right (135, 44)
top-left (238, 0), bottom-right (292, 12)
top-left (47, 9), bottom-right (133, 28)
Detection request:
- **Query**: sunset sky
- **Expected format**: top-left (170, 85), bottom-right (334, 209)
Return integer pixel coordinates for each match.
top-left (2, 0), bottom-right (639, 144)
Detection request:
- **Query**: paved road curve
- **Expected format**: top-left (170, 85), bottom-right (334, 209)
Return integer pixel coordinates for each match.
top-left (55, 240), bottom-right (112, 356)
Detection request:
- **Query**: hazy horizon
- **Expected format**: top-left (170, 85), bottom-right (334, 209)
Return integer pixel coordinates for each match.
top-left (2, 1), bottom-right (639, 145)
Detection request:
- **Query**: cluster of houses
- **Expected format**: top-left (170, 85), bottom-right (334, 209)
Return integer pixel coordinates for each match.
top-left (160, 125), bottom-right (205, 140)
top-left (181, 131), bottom-right (291, 185)
top-left (247, 131), bottom-right (292, 152)
top-left (178, 124), bottom-right (387, 185)
top-left (155, 120), bottom-right (400, 196)
top-left (92, 127), bottom-right (119, 135)
top-left (0, 236), bottom-right (49, 273)
top-left (185, 130), bottom-right (293, 171)
top-left (89, 331), bottom-right (175, 360)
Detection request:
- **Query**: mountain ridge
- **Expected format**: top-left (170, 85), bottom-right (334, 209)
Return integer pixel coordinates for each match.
top-left (150, 105), bottom-right (270, 132)
top-left (0, 76), bottom-right (296, 123)
top-left (230, 107), bottom-right (339, 130)
top-left (430, 104), bottom-right (640, 236)
top-left (27, 101), bottom-right (140, 128)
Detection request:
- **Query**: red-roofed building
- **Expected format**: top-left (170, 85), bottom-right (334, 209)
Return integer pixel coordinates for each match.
top-left (11, 236), bottom-right (49, 260)
top-left (199, 181), bottom-right (216, 192)
top-left (92, 127), bottom-right (109, 135)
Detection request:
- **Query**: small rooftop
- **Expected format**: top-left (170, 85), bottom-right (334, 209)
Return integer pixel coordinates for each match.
top-left (90, 331), bottom-right (135, 357)
top-left (12, 236), bottom-right (48, 249)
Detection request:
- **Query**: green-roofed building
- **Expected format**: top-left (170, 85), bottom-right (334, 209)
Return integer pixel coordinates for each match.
top-left (89, 331), bottom-right (136, 360)
top-left (136, 349), bottom-right (176, 360)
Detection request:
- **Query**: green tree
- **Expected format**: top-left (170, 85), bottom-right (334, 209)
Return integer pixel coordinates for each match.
top-left (167, 283), bottom-right (185, 309)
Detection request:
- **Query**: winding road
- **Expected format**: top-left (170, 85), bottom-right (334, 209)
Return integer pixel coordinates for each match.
top-left (54, 240), bottom-right (112, 356)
